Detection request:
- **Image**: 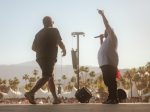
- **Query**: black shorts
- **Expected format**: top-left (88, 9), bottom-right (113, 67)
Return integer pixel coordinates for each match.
top-left (36, 58), bottom-right (55, 78)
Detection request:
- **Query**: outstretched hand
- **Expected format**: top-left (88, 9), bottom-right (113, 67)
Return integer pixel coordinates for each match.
top-left (97, 9), bottom-right (104, 15)
top-left (100, 34), bottom-right (104, 38)
top-left (61, 49), bottom-right (66, 56)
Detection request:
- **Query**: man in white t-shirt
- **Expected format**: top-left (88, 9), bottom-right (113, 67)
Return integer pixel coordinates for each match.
top-left (97, 10), bottom-right (119, 104)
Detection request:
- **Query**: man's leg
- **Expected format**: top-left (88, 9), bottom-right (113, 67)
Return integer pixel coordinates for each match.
top-left (101, 65), bottom-right (118, 104)
top-left (45, 60), bottom-right (61, 104)
top-left (106, 66), bottom-right (117, 100)
top-left (30, 77), bottom-right (49, 94)
top-left (25, 59), bottom-right (49, 104)
top-left (24, 77), bottom-right (49, 104)
top-left (101, 65), bottom-right (110, 99)
top-left (48, 77), bottom-right (61, 104)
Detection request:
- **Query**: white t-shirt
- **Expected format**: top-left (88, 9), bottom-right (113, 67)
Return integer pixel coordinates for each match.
top-left (98, 31), bottom-right (119, 67)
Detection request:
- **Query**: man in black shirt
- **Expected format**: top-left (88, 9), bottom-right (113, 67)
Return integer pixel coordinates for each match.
top-left (25, 16), bottom-right (66, 104)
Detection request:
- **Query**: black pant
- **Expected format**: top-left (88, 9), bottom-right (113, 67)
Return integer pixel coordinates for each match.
top-left (36, 58), bottom-right (55, 78)
top-left (101, 65), bottom-right (117, 100)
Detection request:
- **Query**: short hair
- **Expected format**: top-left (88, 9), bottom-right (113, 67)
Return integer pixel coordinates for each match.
top-left (43, 16), bottom-right (52, 27)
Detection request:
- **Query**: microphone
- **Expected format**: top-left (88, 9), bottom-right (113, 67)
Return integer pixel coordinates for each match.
top-left (94, 34), bottom-right (104, 38)
top-left (94, 35), bottom-right (100, 38)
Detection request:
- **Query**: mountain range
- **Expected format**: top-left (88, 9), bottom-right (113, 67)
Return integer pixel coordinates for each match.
top-left (0, 61), bottom-right (127, 86)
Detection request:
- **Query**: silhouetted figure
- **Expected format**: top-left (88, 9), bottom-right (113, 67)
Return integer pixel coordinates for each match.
top-left (97, 10), bottom-right (119, 104)
top-left (25, 16), bottom-right (66, 104)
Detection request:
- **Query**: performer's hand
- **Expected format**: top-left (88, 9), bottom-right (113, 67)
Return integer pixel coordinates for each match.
top-left (97, 9), bottom-right (104, 15)
top-left (100, 34), bottom-right (104, 39)
top-left (99, 34), bottom-right (104, 45)
top-left (61, 49), bottom-right (66, 56)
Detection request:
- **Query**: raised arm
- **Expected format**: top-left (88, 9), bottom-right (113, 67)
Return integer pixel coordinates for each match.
top-left (58, 40), bottom-right (66, 56)
top-left (98, 10), bottom-right (112, 35)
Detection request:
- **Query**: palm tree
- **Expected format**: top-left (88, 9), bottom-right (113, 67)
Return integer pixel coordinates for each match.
top-left (84, 67), bottom-right (89, 73)
top-left (147, 82), bottom-right (150, 93)
top-left (89, 71), bottom-right (96, 78)
top-left (13, 77), bottom-right (20, 90)
top-left (96, 75), bottom-right (106, 91)
top-left (136, 75), bottom-right (147, 96)
top-left (132, 73), bottom-right (140, 83)
top-left (0, 79), bottom-right (8, 93)
top-left (2, 79), bottom-right (7, 85)
top-left (25, 75), bottom-right (37, 91)
top-left (89, 71), bottom-right (96, 90)
top-left (25, 82), bottom-right (34, 91)
top-left (62, 74), bottom-right (67, 80)
top-left (146, 62), bottom-right (150, 75)
top-left (70, 76), bottom-right (76, 87)
top-left (8, 77), bottom-right (20, 91)
top-left (0, 78), bottom-right (2, 85)
top-left (84, 78), bottom-right (90, 88)
top-left (145, 62), bottom-right (150, 93)
top-left (65, 82), bottom-right (73, 92)
top-left (62, 74), bottom-right (67, 90)
top-left (29, 77), bottom-right (36, 84)
top-left (70, 76), bottom-right (76, 83)
top-left (137, 66), bottom-right (147, 96)
top-left (138, 66), bottom-right (145, 77)
top-left (79, 66), bottom-right (89, 86)
top-left (8, 79), bottom-right (13, 87)
top-left (96, 75), bottom-right (103, 87)
top-left (124, 68), bottom-right (136, 98)
top-left (22, 74), bottom-right (29, 84)
top-left (33, 69), bottom-right (39, 79)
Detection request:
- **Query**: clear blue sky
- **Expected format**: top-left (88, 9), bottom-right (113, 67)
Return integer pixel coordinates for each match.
top-left (0, 0), bottom-right (150, 68)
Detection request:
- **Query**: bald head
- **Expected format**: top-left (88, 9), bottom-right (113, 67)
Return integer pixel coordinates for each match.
top-left (43, 16), bottom-right (53, 27)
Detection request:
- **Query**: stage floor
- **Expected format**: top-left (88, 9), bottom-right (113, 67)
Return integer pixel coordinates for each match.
top-left (0, 103), bottom-right (149, 112)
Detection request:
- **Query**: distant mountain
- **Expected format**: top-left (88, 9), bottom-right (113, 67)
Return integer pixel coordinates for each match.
top-left (0, 61), bottom-right (100, 79)
top-left (0, 61), bottom-right (127, 86)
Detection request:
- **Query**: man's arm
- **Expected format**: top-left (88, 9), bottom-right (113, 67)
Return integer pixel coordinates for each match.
top-left (58, 40), bottom-right (66, 56)
top-left (54, 28), bottom-right (66, 56)
top-left (98, 10), bottom-right (112, 35)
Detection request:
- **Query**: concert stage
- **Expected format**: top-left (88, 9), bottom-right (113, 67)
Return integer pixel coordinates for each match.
top-left (0, 103), bottom-right (149, 112)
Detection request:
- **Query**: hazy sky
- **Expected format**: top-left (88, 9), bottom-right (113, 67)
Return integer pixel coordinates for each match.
top-left (0, 0), bottom-right (150, 69)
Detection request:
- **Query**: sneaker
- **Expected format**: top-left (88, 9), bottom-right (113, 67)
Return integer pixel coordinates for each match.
top-left (52, 99), bottom-right (61, 104)
top-left (102, 99), bottom-right (119, 104)
top-left (24, 92), bottom-right (36, 104)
